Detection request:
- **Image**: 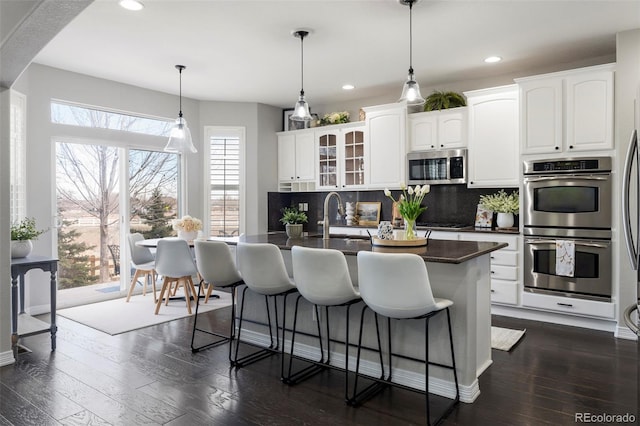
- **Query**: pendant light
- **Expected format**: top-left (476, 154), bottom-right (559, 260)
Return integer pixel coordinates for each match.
top-left (290, 29), bottom-right (313, 122)
top-left (398, 0), bottom-right (425, 106)
top-left (165, 65), bottom-right (197, 154)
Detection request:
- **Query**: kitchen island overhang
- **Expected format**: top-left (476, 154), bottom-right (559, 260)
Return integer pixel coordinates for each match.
top-left (224, 233), bottom-right (507, 403)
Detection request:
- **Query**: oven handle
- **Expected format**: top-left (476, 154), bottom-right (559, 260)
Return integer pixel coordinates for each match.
top-left (525, 239), bottom-right (610, 249)
top-left (524, 175), bottom-right (609, 182)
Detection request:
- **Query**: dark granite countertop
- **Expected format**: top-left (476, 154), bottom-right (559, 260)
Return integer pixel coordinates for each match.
top-left (329, 224), bottom-right (520, 235)
top-left (231, 232), bottom-right (507, 264)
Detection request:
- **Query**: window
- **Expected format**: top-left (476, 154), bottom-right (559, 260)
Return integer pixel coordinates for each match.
top-left (207, 132), bottom-right (242, 237)
top-left (10, 91), bottom-right (26, 223)
top-left (51, 100), bottom-right (172, 136)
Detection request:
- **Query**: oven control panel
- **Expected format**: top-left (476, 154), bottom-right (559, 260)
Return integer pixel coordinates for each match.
top-left (524, 156), bottom-right (611, 175)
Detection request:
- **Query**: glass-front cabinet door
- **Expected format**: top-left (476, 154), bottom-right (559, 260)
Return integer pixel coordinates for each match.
top-left (343, 129), bottom-right (365, 188)
top-left (317, 131), bottom-right (338, 189)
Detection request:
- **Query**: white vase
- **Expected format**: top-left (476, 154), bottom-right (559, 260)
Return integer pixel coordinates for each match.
top-left (177, 230), bottom-right (198, 241)
top-left (496, 212), bottom-right (514, 228)
top-left (11, 240), bottom-right (33, 258)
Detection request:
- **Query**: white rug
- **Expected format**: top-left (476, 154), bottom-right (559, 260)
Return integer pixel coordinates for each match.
top-left (491, 326), bottom-right (526, 351)
top-left (58, 290), bottom-right (231, 335)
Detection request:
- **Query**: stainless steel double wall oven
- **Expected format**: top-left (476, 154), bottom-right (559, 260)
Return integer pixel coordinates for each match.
top-left (523, 157), bottom-right (612, 301)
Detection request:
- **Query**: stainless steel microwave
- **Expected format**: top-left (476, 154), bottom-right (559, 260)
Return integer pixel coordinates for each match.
top-left (407, 148), bottom-right (467, 185)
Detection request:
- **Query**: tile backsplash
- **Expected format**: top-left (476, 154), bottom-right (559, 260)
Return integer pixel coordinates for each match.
top-left (268, 185), bottom-right (518, 232)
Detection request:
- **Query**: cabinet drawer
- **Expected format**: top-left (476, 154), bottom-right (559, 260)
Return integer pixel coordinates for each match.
top-left (490, 250), bottom-right (518, 266)
top-left (490, 265), bottom-right (518, 281)
top-left (490, 279), bottom-right (519, 305)
top-left (522, 292), bottom-right (614, 319)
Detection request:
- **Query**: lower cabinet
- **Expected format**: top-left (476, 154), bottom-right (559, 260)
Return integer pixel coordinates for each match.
top-left (522, 292), bottom-right (614, 319)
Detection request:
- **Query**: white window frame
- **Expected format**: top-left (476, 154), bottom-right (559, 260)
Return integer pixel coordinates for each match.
top-left (10, 90), bottom-right (27, 223)
top-left (203, 126), bottom-right (246, 237)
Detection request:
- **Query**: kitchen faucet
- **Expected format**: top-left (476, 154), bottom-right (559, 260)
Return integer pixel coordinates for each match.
top-left (322, 191), bottom-right (344, 240)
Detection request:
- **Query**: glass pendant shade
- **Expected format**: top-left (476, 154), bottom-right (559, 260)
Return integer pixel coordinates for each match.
top-left (291, 92), bottom-right (312, 121)
top-left (165, 116), bottom-right (196, 153)
top-left (399, 71), bottom-right (426, 105)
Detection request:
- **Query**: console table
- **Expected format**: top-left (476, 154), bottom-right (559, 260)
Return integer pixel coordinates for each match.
top-left (10, 255), bottom-right (58, 354)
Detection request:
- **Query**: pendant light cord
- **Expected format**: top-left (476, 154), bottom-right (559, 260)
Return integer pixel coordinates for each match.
top-left (175, 64), bottom-right (185, 119)
top-left (299, 32), bottom-right (305, 96)
top-left (408, 0), bottom-right (414, 75)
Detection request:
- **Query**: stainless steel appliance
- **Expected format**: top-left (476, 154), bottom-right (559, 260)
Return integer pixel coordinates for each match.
top-left (622, 128), bottom-right (639, 337)
top-left (407, 148), bottom-right (466, 185)
top-left (523, 157), bottom-right (612, 300)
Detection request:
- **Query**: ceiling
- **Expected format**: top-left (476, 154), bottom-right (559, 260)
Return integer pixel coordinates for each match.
top-left (33, 0), bottom-right (640, 109)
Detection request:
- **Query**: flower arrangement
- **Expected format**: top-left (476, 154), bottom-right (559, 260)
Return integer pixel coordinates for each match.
top-left (280, 206), bottom-right (308, 225)
top-left (479, 190), bottom-right (520, 214)
top-left (384, 183), bottom-right (430, 239)
top-left (11, 217), bottom-right (47, 241)
top-left (319, 111), bottom-right (350, 126)
top-left (172, 215), bottom-right (203, 232)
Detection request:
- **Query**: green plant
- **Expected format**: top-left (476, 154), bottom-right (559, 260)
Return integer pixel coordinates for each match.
top-left (319, 111), bottom-right (350, 126)
top-left (424, 91), bottom-right (467, 111)
top-left (479, 190), bottom-right (520, 214)
top-left (280, 206), bottom-right (308, 225)
top-left (11, 217), bottom-right (47, 240)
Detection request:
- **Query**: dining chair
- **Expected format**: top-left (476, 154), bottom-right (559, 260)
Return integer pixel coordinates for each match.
top-left (191, 240), bottom-right (244, 357)
top-left (154, 238), bottom-right (199, 315)
top-left (126, 233), bottom-right (158, 303)
top-left (233, 242), bottom-right (297, 369)
top-left (284, 245), bottom-right (362, 403)
top-left (352, 251), bottom-right (459, 425)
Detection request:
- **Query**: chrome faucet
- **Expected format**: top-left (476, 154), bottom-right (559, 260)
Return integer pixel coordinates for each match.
top-left (323, 191), bottom-right (344, 240)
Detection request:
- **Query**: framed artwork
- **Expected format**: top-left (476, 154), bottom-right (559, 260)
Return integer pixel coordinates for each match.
top-left (475, 204), bottom-right (493, 228)
top-left (356, 202), bottom-right (381, 226)
top-left (283, 109), bottom-right (295, 131)
top-left (283, 109), bottom-right (317, 131)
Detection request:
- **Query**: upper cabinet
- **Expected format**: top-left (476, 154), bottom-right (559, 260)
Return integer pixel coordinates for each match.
top-left (277, 129), bottom-right (316, 192)
top-left (364, 103), bottom-right (407, 189)
top-left (465, 85), bottom-right (519, 188)
top-left (517, 64), bottom-right (614, 155)
top-left (316, 123), bottom-right (366, 190)
top-left (408, 108), bottom-right (467, 152)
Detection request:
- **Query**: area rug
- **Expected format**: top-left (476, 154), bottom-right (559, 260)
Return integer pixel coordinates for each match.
top-left (491, 326), bottom-right (526, 351)
top-left (58, 290), bottom-right (231, 335)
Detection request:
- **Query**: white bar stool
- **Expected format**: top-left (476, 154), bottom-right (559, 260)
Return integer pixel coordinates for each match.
top-left (191, 240), bottom-right (245, 358)
top-left (285, 246), bottom-right (362, 401)
top-left (352, 251), bottom-right (459, 426)
top-left (234, 242), bottom-right (297, 369)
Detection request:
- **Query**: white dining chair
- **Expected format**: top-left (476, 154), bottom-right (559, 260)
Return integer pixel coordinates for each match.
top-left (126, 233), bottom-right (157, 303)
top-left (154, 238), bottom-right (199, 315)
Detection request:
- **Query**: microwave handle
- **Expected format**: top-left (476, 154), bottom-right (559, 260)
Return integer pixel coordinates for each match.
top-left (524, 176), bottom-right (609, 182)
top-left (525, 239), bottom-right (609, 249)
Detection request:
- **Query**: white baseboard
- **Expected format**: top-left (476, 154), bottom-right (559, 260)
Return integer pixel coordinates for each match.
top-left (491, 305), bottom-right (617, 333)
top-left (615, 325), bottom-right (638, 341)
top-left (238, 329), bottom-right (479, 403)
top-left (0, 350), bottom-right (15, 367)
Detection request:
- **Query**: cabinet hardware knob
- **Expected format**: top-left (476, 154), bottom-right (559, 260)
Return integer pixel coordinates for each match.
top-left (569, 145), bottom-right (574, 149)
top-left (490, 271), bottom-right (495, 274)
top-left (490, 289), bottom-right (495, 293)
top-left (431, 145), bottom-right (435, 148)
top-left (554, 146), bottom-right (559, 150)
top-left (440, 144), bottom-right (444, 147)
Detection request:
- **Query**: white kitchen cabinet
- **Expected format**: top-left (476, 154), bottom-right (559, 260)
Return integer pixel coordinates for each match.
top-left (522, 292), bottom-right (614, 319)
top-left (464, 85), bottom-right (519, 188)
top-left (517, 63), bottom-right (614, 155)
top-left (459, 232), bottom-right (520, 305)
top-left (408, 108), bottom-right (467, 152)
top-left (316, 123), bottom-right (366, 190)
top-left (277, 129), bottom-right (315, 192)
top-left (364, 103), bottom-right (407, 189)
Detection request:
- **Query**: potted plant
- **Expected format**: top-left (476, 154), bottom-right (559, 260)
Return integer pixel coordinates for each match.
top-left (479, 190), bottom-right (520, 228)
top-left (424, 91), bottom-right (467, 112)
top-left (10, 217), bottom-right (47, 258)
top-left (280, 206), bottom-right (308, 238)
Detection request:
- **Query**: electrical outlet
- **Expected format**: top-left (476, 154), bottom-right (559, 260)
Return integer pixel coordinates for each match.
top-left (303, 203), bottom-right (308, 211)
top-left (298, 203), bottom-right (304, 211)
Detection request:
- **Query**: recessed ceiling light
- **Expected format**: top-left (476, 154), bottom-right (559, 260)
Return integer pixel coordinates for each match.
top-left (484, 56), bottom-right (502, 64)
top-left (342, 84), bottom-right (355, 90)
top-left (119, 0), bottom-right (144, 11)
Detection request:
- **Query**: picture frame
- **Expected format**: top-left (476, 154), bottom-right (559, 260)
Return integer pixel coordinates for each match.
top-left (282, 109), bottom-right (317, 131)
top-left (283, 108), bottom-right (294, 131)
top-left (356, 201), bottom-right (381, 226)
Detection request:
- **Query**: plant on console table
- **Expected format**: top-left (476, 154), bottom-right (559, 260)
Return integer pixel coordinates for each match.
top-left (479, 190), bottom-right (519, 228)
top-left (11, 217), bottom-right (47, 258)
top-left (384, 183), bottom-right (430, 240)
top-left (280, 206), bottom-right (308, 239)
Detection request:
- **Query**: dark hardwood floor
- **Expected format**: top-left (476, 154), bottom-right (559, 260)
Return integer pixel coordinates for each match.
top-left (0, 308), bottom-right (637, 425)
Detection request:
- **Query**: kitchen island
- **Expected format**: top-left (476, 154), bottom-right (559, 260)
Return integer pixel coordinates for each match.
top-left (226, 232), bottom-right (507, 403)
